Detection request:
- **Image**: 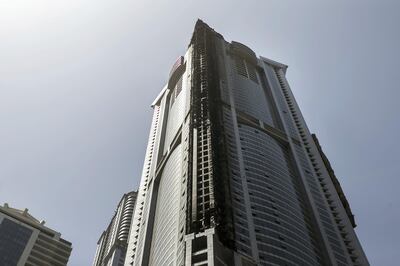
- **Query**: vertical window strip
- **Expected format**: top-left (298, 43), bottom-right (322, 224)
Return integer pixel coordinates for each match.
top-left (176, 76), bottom-right (183, 96)
top-left (246, 61), bottom-right (259, 84)
top-left (235, 56), bottom-right (248, 78)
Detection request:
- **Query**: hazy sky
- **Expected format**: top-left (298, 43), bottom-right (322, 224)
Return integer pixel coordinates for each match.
top-left (1, 1), bottom-right (399, 265)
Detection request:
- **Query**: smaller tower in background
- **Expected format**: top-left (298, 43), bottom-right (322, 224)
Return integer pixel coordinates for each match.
top-left (0, 203), bottom-right (72, 266)
top-left (93, 191), bottom-right (137, 266)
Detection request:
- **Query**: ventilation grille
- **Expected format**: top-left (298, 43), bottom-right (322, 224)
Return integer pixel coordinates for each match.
top-left (235, 56), bottom-right (248, 78)
top-left (247, 63), bottom-right (258, 84)
top-left (170, 75), bottom-right (183, 108)
top-left (234, 56), bottom-right (259, 84)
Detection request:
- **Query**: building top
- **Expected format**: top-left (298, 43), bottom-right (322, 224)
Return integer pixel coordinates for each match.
top-left (152, 19), bottom-right (289, 108)
top-left (151, 84), bottom-right (168, 107)
top-left (0, 203), bottom-right (71, 246)
top-left (96, 191), bottom-right (137, 244)
top-left (260, 56), bottom-right (288, 72)
top-left (195, 19), bottom-right (288, 70)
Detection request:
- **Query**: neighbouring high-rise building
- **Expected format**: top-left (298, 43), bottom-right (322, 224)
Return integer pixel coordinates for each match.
top-left (0, 203), bottom-right (72, 266)
top-left (93, 191), bottom-right (137, 266)
top-left (125, 20), bottom-right (369, 266)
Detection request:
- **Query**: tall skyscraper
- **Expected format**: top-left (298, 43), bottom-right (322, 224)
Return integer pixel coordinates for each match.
top-left (93, 191), bottom-right (137, 266)
top-left (125, 20), bottom-right (368, 266)
top-left (0, 203), bottom-right (72, 266)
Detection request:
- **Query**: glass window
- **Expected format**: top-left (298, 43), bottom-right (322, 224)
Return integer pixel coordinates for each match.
top-left (0, 218), bottom-right (33, 265)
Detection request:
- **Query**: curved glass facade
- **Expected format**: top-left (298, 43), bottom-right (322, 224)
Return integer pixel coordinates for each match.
top-left (238, 124), bottom-right (321, 265)
top-left (163, 76), bottom-right (186, 154)
top-left (230, 56), bottom-right (275, 127)
top-left (148, 144), bottom-right (182, 265)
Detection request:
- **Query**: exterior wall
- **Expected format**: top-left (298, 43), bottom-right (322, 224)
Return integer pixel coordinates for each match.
top-left (163, 71), bottom-right (187, 154)
top-left (218, 39), bottom-right (324, 265)
top-left (263, 65), bottom-right (369, 265)
top-left (214, 30), bottom-right (369, 265)
top-left (26, 232), bottom-right (71, 266)
top-left (229, 55), bottom-right (275, 127)
top-left (0, 214), bottom-right (37, 266)
top-left (125, 102), bottom-right (164, 265)
top-left (125, 48), bottom-right (193, 266)
top-left (148, 144), bottom-right (182, 265)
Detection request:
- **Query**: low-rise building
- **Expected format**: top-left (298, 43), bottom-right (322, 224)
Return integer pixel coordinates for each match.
top-left (0, 203), bottom-right (72, 266)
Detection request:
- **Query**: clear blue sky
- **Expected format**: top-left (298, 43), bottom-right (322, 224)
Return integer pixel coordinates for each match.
top-left (1, 1), bottom-right (399, 265)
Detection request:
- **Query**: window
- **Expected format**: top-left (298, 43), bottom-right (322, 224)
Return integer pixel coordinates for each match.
top-left (0, 218), bottom-right (33, 265)
top-left (169, 88), bottom-right (176, 107)
top-left (169, 75), bottom-right (183, 108)
top-left (234, 56), bottom-right (259, 84)
top-left (235, 56), bottom-right (248, 78)
top-left (175, 76), bottom-right (183, 96)
top-left (247, 63), bottom-right (259, 84)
